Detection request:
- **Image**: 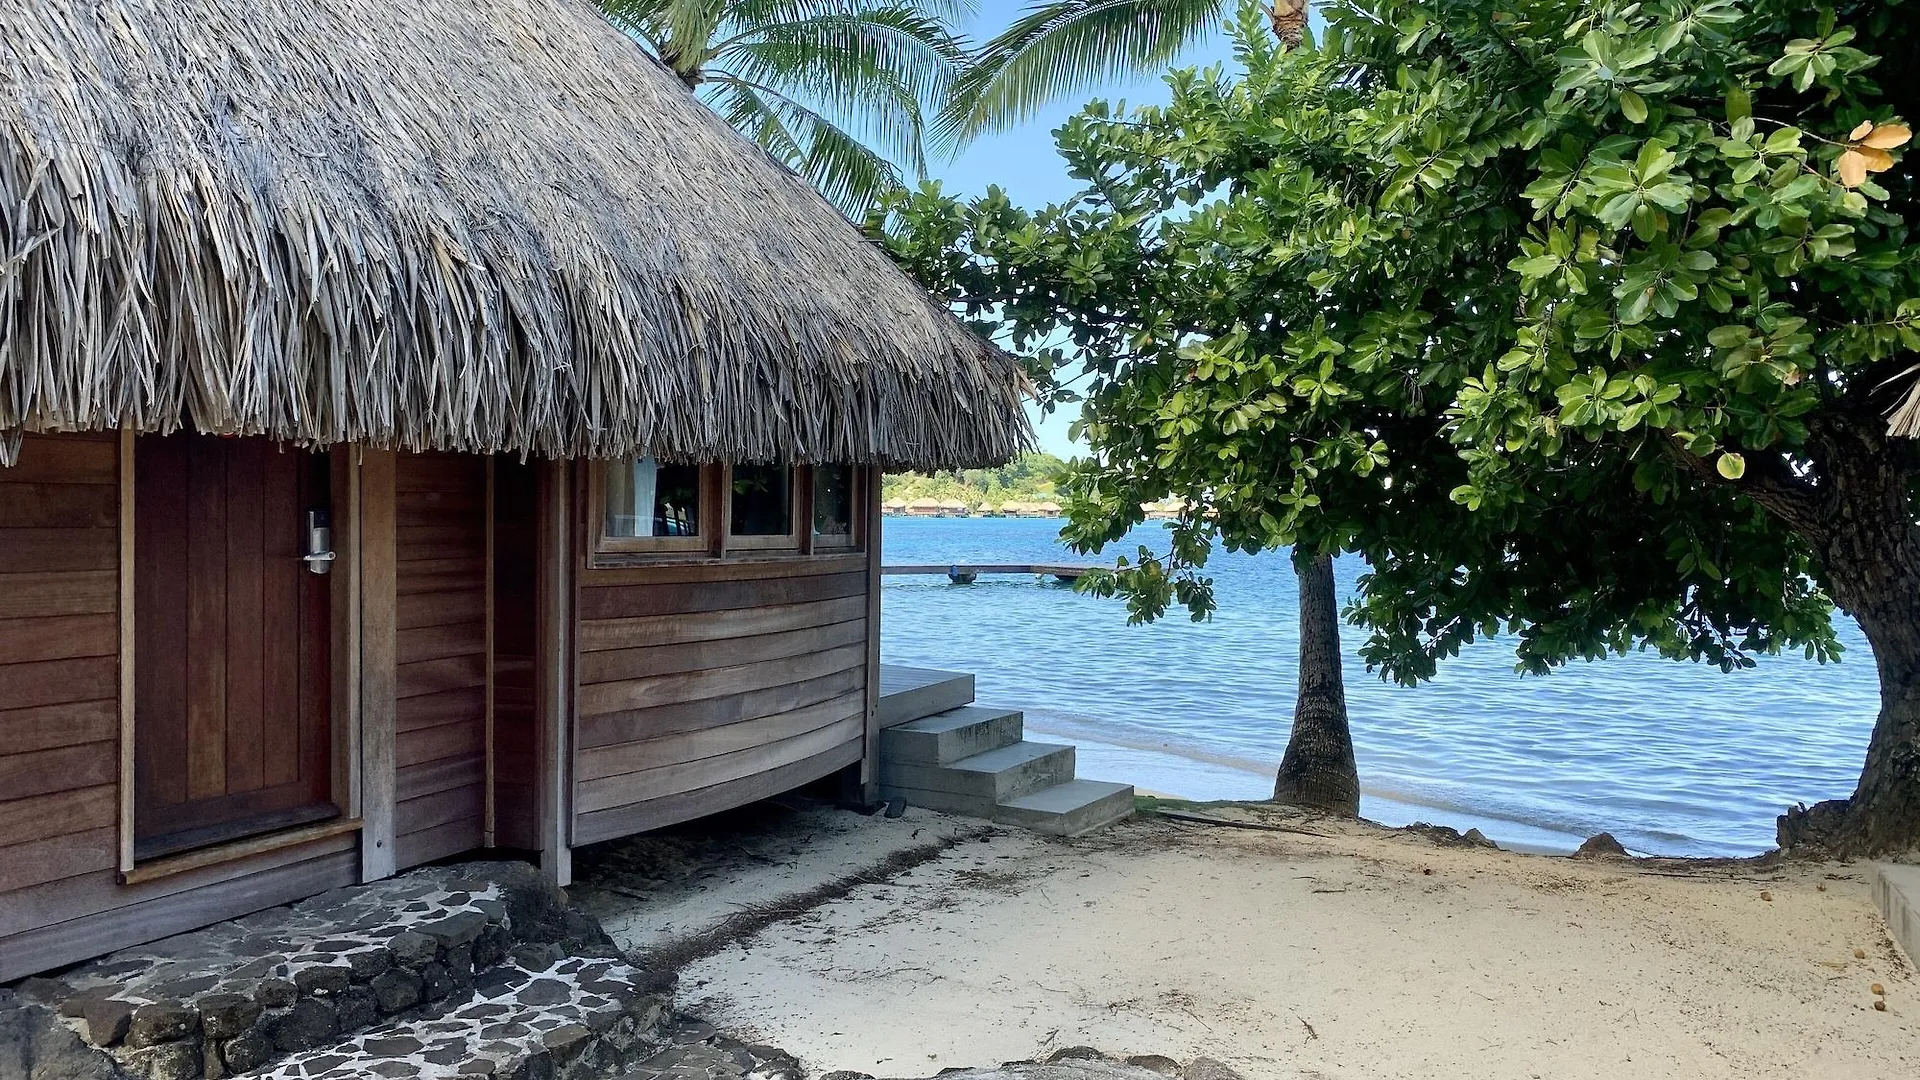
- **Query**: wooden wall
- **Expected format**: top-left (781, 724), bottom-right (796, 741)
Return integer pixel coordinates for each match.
top-left (393, 453), bottom-right (490, 868)
top-left (570, 555), bottom-right (871, 845)
top-left (492, 460), bottom-right (540, 850)
top-left (0, 433), bottom-right (356, 983)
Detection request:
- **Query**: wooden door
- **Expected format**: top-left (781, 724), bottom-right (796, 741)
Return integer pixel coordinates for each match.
top-left (133, 434), bottom-right (335, 861)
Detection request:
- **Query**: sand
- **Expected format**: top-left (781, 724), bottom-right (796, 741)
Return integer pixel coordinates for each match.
top-left (575, 805), bottom-right (1916, 1080)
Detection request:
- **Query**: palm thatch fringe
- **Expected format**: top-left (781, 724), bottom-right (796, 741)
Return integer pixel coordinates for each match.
top-left (0, 429), bottom-right (18, 468)
top-left (0, 0), bottom-right (1029, 469)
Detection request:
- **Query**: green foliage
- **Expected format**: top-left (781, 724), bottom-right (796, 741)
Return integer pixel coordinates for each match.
top-left (937, 0), bottom-right (1230, 142)
top-left (882, 0), bottom-right (1920, 686)
top-left (884, 450), bottom-right (1070, 503)
top-left (598, 0), bottom-right (974, 216)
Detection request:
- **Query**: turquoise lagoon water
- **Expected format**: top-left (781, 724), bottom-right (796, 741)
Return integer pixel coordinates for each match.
top-left (877, 515), bottom-right (1880, 857)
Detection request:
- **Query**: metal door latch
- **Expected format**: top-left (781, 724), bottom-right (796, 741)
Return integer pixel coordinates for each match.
top-left (304, 509), bottom-right (335, 574)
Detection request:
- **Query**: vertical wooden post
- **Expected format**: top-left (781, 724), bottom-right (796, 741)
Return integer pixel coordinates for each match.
top-left (860, 466), bottom-right (884, 803)
top-left (359, 449), bottom-right (398, 881)
top-left (535, 459), bottom-right (573, 886)
top-left (331, 448), bottom-right (363, 822)
top-left (117, 429), bottom-right (137, 872)
top-left (483, 458), bottom-right (497, 848)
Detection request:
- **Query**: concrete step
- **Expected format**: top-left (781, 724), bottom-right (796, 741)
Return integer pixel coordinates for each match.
top-left (880, 741), bottom-right (1076, 816)
top-left (878, 665), bottom-right (976, 728)
top-left (996, 779), bottom-right (1137, 838)
top-left (880, 706), bottom-right (1024, 766)
top-left (1874, 863), bottom-right (1920, 966)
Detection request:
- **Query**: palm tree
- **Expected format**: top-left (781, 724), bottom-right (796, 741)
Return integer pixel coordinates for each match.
top-left (938, 0), bottom-right (1305, 143)
top-left (597, 0), bottom-right (973, 216)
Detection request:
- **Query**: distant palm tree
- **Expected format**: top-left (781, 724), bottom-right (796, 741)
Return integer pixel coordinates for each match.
top-left (598, 0), bottom-right (973, 216)
top-left (938, 0), bottom-right (1305, 143)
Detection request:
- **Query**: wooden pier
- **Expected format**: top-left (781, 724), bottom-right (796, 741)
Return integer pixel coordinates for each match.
top-left (883, 563), bottom-right (1094, 584)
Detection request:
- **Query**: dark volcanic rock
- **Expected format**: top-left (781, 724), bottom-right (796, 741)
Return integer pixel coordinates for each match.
top-left (370, 968), bottom-right (424, 1014)
top-left (80, 997), bottom-right (135, 1047)
top-left (195, 993), bottom-right (261, 1040)
top-left (271, 998), bottom-right (337, 1053)
top-left (127, 1004), bottom-right (199, 1048)
top-left (389, 931), bottom-right (439, 968)
top-left (1573, 832), bottom-right (1631, 859)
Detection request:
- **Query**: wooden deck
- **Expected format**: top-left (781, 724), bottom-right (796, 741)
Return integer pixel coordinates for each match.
top-left (882, 563), bottom-right (1092, 583)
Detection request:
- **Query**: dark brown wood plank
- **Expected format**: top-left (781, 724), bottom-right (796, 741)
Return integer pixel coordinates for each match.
top-left (359, 451), bottom-right (399, 881)
top-left (575, 643), bottom-right (865, 716)
top-left (576, 692), bottom-right (863, 782)
top-left (577, 570), bottom-right (866, 621)
top-left (397, 686), bottom-right (488, 732)
top-left (0, 825), bottom-right (116, 894)
top-left (0, 849), bottom-right (357, 983)
top-left (395, 558), bottom-right (487, 596)
top-left (0, 784), bottom-right (116, 847)
top-left (397, 654), bottom-right (487, 700)
top-left (0, 571), bottom-right (117, 618)
top-left (0, 740), bottom-right (128, 801)
top-left (397, 491), bottom-right (487, 525)
top-left (225, 442), bottom-right (267, 793)
top-left (396, 755), bottom-right (486, 802)
top-left (0, 437), bottom-right (117, 485)
top-left (263, 451), bottom-right (302, 789)
top-left (0, 699), bottom-right (118, 756)
top-left (580, 618), bottom-right (866, 685)
top-left (0, 528), bottom-right (118, 572)
top-left (184, 435), bottom-right (228, 801)
top-left (577, 667), bottom-right (861, 749)
top-left (578, 594), bottom-right (866, 652)
top-left (0, 831), bottom-right (356, 941)
top-left (398, 621), bottom-right (487, 665)
top-left (0, 614), bottom-right (117, 665)
top-left (572, 739), bottom-right (861, 846)
top-left (393, 817), bottom-right (484, 871)
top-left (0, 482), bottom-right (118, 528)
top-left (135, 434), bottom-right (190, 814)
top-left (579, 552), bottom-right (866, 587)
top-left (0, 656), bottom-right (118, 711)
top-left (396, 455), bottom-right (487, 493)
top-left (396, 783), bottom-right (485, 836)
top-left (575, 715), bottom-right (860, 812)
top-left (397, 590), bottom-right (487, 630)
top-left (396, 718), bottom-right (484, 768)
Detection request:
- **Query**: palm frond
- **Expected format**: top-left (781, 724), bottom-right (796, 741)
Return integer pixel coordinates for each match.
top-left (937, 0), bottom-right (1226, 143)
top-left (711, 74), bottom-right (907, 215)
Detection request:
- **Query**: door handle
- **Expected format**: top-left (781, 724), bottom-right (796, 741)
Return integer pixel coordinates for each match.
top-left (304, 510), bottom-right (335, 575)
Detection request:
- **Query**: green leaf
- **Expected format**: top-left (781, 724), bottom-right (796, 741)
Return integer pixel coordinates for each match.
top-left (1716, 453), bottom-right (1746, 480)
top-left (1619, 90), bottom-right (1648, 124)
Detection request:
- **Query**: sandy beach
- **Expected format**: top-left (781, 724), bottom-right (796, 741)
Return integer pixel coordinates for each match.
top-left (575, 803), bottom-right (1915, 1080)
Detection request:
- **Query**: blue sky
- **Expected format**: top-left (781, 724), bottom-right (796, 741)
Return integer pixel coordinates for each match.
top-left (923, 2), bottom-right (1241, 457)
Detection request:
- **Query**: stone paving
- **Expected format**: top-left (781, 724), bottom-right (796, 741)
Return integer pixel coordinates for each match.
top-left (13, 861), bottom-right (657, 1080)
top-left (253, 954), bottom-right (667, 1080)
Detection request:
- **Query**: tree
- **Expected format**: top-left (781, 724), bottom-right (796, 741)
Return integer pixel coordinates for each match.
top-left (1274, 551), bottom-right (1361, 812)
top-left (882, 0), bottom-right (1920, 855)
top-left (597, 0), bottom-right (971, 216)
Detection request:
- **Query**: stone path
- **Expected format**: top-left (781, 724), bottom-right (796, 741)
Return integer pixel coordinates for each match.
top-left (253, 954), bottom-right (665, 1080)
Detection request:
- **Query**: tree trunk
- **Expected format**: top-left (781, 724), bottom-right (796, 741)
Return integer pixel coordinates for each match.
top-left (1772, 417), bottom-right (1920, 857)
top-left (1273, 552), bottom-right (1361, 815)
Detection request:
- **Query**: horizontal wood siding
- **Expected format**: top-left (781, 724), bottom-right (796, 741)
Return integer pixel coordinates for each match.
top-left (392, 454), bottom-right (488, 867)
top-left (573, 557), bottom-right (870, 845)
top-left (0, 434), bottom-right (125, 940)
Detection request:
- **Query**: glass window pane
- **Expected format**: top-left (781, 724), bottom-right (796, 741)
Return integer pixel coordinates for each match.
top-left (730, 464), bottom-right (793, 536)
top-left (812, 466), bottom-right (855, 540)
top-left (605, 458), bottom-right (701, 538)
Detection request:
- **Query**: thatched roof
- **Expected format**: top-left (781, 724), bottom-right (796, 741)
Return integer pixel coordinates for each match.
top-left (0, 0), bottom-right (1029, 469)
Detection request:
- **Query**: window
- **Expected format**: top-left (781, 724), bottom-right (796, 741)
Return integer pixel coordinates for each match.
top-left (600, 458), bottom-right (706, 552)
top-left (728, 464), bottom-right (798, 549)
top-left (811, 465), bottom-right (858, 549)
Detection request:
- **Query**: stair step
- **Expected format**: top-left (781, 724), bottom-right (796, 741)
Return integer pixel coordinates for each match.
top-left (880, 741), bottom-right (1075, 814)
top-left (880, 706), bottom-right (1023, 765)
top-left (878, 666), bottom-right (976, 728)
top-left (996, 779), bottom-right (1137, 838)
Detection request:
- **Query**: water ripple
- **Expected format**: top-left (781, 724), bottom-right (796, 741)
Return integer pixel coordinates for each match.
top-left (879, 517), bottom-right (1876, 857)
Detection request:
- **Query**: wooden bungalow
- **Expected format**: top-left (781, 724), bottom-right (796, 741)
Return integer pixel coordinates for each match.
top-left (0, 0), bottom-right (1027, 982)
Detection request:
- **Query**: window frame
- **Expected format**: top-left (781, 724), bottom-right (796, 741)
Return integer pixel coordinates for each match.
top-left (807, 465), bottom-right (863, 552)
top-left (724, 463), bottom-right (804, 552)
top-left (590, 458), bottom-right (718, 557)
